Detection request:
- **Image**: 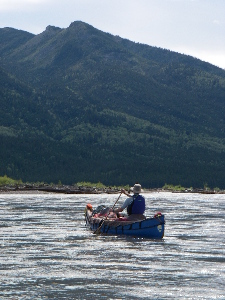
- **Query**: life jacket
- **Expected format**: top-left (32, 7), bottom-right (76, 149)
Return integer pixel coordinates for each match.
top-left (127, 194), bottom-right (145, 215)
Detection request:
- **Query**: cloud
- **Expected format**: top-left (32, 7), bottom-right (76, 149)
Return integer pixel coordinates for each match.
top-left (213, 19), bottom-right (225, 26)
top-left (213, 20), bottom-right (220, 25)
top-left (0, 0), bottom-right (51, 12)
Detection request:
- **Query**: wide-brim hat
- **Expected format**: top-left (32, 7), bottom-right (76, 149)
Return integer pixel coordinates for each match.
top-left (131, 183), bottom-right (142, 194)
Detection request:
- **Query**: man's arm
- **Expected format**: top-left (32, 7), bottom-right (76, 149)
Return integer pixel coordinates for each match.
top-left (113, 196), bottom-right (133, 213)
top-left (121, 188), bottom-right (132, 197)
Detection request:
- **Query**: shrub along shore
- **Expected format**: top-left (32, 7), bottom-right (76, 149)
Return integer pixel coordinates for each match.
top-left (0, 176), bottom-right (224, 194)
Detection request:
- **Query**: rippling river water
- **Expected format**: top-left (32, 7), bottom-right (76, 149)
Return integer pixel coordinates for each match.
top-left (0, 192), bottom-right (224, 299)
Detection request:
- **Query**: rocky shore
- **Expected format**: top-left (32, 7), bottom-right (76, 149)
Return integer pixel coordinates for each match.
top-left (0, 183), bottom-right (121, 194)
top-left (0, 184), bottom-right (224, 194)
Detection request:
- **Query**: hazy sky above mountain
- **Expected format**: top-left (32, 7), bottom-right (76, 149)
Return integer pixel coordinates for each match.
top-left (1, 0), bottom-right (225, 69)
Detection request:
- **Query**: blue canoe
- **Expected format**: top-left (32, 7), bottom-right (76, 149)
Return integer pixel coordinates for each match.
top-left (85, 205), bottom-right (165, 239)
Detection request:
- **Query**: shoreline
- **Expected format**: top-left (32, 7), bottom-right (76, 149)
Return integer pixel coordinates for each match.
top-left (0, 184), bottom-right (120, 194)
top-left (0, 184), bottom-right (224, 194)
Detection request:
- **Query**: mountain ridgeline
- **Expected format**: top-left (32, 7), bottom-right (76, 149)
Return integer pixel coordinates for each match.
top-left (0, 21), bottom-right (225, 188)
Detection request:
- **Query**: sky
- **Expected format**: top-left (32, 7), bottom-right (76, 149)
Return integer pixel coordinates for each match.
top-left (1, 0), bottom-right (225, 69)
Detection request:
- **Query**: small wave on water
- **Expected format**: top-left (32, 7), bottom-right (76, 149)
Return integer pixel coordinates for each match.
top-left (0, 192), bottom-right (224, 299)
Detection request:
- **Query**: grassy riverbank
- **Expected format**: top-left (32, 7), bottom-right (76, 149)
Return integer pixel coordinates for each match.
top-left (0, 176), bottom-right (224, 194)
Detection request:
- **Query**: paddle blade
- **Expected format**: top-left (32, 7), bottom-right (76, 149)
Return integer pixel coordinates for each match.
top-left (93, 219), bottom-right (104, 234)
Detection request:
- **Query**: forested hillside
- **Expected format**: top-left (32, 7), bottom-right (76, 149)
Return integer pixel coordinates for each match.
top-left (0, 21), bottom-right (225, 188)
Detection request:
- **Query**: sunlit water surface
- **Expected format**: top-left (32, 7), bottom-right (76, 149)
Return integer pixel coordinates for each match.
top-left (0, 192), bottom-right (224, 299)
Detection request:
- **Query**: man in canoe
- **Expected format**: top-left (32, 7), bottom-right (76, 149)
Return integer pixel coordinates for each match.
top-left (90, 183), bottom-right (146, 221)
top-left (112, 183), bottom-right (146, 220)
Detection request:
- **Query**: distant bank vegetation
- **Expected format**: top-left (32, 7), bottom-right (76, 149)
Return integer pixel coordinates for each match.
top-left (0, 176), bottom-right (223, 193)
top-left (0, 175), bottom-right (22, 186)
top-left (0, 176), bottom-right (130, 190)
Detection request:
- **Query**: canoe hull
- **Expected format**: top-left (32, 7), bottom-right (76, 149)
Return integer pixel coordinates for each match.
top-left (85, 208), bottom-right (165, 239)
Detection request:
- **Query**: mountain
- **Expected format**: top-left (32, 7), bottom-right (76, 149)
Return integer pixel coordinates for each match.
top-left (0, 21), bottom-right (225, 188)
top-left (0, 27), bottom-right (34, 56)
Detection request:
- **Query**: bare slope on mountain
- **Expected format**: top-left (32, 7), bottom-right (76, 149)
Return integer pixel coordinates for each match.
top-left (0, 21), bottom-right (225, 188)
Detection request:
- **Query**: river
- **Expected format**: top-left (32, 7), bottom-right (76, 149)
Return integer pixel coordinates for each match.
top-left (0, 192), bottom-right (224, 299)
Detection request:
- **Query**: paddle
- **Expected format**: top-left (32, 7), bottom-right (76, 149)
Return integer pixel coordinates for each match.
top-left (93, 192), bottom-right (122, 234)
